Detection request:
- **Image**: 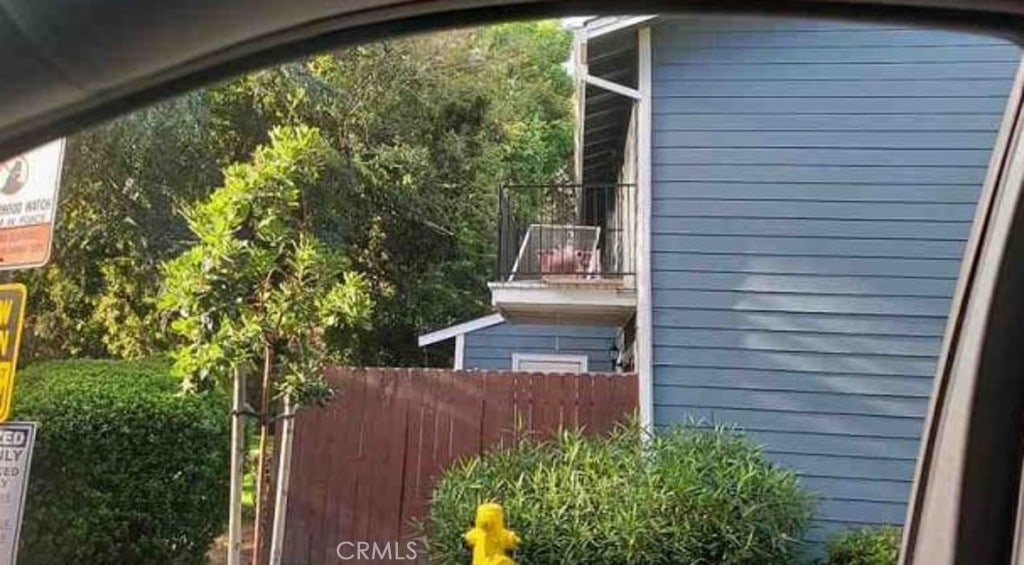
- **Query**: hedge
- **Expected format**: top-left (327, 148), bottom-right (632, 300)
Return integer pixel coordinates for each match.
top-left (824, 526), bottom-right (902, 565)
top-left (425, 424), bottom-right (814, 564)
top-left (12, 359), bottom-right (230, 564)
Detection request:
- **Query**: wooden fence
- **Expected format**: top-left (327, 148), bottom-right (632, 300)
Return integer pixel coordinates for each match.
top-left (280, 367), bottom-right (637, 564)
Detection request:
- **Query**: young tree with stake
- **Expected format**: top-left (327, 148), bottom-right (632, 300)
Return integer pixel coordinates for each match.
top-left (158, 125), bottom-right (373, 565)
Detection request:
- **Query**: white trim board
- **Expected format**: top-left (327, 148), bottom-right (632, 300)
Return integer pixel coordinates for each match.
top-left (584, 16), bottom-right (658, 38)
top-left (583, 74), bottom-right (641, 100)
top-left (453, 334), bottom-right (466, 370)
top-left (635, 25), bottom-right (654, 432)
top-left (417, 313), bottom-right (505, 347)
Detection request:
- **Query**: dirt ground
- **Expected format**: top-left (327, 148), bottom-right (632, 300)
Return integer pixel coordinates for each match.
top-left (206, 525), bottom-right (255, 565)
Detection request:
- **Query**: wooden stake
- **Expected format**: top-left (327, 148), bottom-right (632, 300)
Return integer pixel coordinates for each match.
top-left (228, 369), bottom-right (246, 565)
top-left (251, 345), bottom-right (275, 565)
top-left (269, 397), bottom-right (295, 565)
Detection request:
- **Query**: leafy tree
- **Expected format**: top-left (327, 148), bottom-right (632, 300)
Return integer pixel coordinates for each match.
top-left (19, 92), bottom-right (223, 359)
top-left (261, 22), bottom-right (574, 364)
top-left (157, 125), bottom-right (373, 559)
top-left (21, 21), bottom-right (573, 366)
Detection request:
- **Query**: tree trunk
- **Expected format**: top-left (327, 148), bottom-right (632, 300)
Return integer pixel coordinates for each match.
top-left (251, 345), bottom-right (275, 565)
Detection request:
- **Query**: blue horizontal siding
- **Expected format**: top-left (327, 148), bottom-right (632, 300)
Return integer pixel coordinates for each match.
top-left (655, 165), bottom-right (987, 185)
top-left (655, 62), bottom-right (1018, 82)
top-left (656, 348), bottom-right (939, 377)
top-left (767, 452), bottom-right (918, 482)
top-left (654, 272), bottom-right (957, 297)
top-left (654, 148), bottom-right (993, 167)
top-left (655, 44), bottom-right (1016, 64)
top-left (656, 113), bottom-right (1004, 132)
top-left (462, 321), bottom-right (617, 371)
top-left (652, 253), bottom-right (964, 278)
top-left (654, 200), bottom-right (977, 219)
top-left (655, 290), bottom-right (954, 316)
top-left (654, 79), bottom-right (1014, 98)
top-left (656, 130), bottom-right (999, 148)
top-left (654, 234), bottom-right (965, 258)
top-left (654, 327), bottom-right (941, 356)
top-left (649, 15), bottom-right (1020, 541)
top-left (654, 309), bottom-right (947, 336)
top-left (652, 96), bottom-right (1009, 114)
top-left (654, 216), bottom-right (973, 238)
top-left (657, 405), bottom-right (927, 436)
top-left (654, 27), bottom-right (1008, 48)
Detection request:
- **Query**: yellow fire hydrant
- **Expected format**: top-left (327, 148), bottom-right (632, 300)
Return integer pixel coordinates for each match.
top-left (464, 502), bottom-right (519, 565)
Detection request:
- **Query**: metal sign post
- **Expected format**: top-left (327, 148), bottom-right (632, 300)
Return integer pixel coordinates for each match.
top-left (0, 422), bottom-right (35, 565)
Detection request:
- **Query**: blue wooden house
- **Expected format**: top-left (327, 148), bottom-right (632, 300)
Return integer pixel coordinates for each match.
top-left (418, 15), bottom-right (1022, 542)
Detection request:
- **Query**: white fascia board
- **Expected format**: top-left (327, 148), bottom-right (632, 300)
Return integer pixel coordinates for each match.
top-left (489, 282), bottom-right (636, 309)
top-left (417, 313), bottom-right (505, 347)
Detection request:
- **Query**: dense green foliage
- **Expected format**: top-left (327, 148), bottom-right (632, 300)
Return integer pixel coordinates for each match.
top-left (425, 426), bottom-right (814, 564)
top-left (19, 22), bottom-right (573, 365)
top-left (824, 526), bottom-right (901, 565)
top-left (157, 125), bottom-right (372, 402)
top-left (12, 359), bottom-right (230, 564)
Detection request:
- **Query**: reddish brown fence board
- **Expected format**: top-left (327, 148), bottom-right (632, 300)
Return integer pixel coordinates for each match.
top-left (281, 368), bottom-right (637, 564)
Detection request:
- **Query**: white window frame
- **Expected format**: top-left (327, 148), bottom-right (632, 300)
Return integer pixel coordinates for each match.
top-left (511, 353), bottom-right (589, 373)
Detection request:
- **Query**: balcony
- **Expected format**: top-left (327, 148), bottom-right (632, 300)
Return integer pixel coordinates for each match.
top-left (489, 183), bottom-right (637, 325)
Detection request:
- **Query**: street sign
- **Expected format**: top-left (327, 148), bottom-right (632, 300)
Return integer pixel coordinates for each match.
top-left (0, 422), bottom-right (35, 565)
top-left (0, 286), bottom-right (26, 424)
top-left (0, 139), bottom-right (65, 270)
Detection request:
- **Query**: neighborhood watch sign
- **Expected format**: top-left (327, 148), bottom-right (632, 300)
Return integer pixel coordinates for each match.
top-left (0, 140), bottom-right (65, 270)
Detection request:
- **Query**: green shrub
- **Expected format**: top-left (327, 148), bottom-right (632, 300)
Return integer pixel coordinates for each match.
top-left (824, 526), bottom-right (901, 565)
top-left (12, 359), bottom-right (230, 564)
top-left (424, 424), bottom-right (814, 564)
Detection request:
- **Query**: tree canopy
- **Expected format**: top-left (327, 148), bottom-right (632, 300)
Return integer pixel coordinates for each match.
top-left (157, 125), bottom-right (373, 401)
top-left (17, 21), bottom-right (574, 365)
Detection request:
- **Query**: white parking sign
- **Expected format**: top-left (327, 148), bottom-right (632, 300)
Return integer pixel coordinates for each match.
top-left (0, 422), bottom-right (35, 565)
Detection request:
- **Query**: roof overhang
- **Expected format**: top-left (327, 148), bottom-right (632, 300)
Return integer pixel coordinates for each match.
top-left (578, 17), bottom-right (643, 186)
top-left (583, 15), bottom-right (658, 38)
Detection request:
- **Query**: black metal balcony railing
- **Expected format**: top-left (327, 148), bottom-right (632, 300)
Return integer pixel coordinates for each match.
top-left (496, 183), bottom-right (637, 281)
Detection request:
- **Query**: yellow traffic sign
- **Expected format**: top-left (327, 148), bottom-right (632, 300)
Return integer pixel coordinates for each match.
top-left (0, 285), bottom-right (26, 423)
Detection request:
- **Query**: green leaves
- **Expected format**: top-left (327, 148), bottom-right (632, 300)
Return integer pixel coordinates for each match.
top-left (23, 21), bottom-right (573, 366)
top-left (424, 424), bottom-right (814, 564)
top-left (12, 359), bottom-right (230, 565)
top-left (824, 526), bottom-right (901, 565)
top-left (158, 125), bottom-right (373, 405)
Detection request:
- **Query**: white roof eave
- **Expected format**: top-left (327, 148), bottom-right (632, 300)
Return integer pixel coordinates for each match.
top-left (417, 313), bottom-right (505, 347)
top-left (584, 15), bottom-right (659, 38)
